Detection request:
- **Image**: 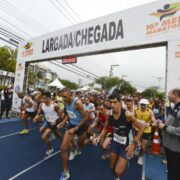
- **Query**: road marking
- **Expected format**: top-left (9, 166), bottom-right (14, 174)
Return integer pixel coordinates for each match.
top-left (8, 150), bottom-right (60, 180)
top-left (0, 127), bottom-right (39, 139)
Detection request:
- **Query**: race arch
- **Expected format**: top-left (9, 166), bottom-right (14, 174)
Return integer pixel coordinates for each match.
top-left (13, 0), bottom-right (180, 110)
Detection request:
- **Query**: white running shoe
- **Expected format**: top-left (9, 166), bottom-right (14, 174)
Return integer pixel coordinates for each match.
top-left (137, 156), bottom-right (143, 165)
top-left (74, 150), bottom-right (82, 156)
top-left (69, 151), bottom-right (76, 160)
top-left (46, 148), bottom-right (54, 156)
top-left (59, 171), bottom-right (70, 180)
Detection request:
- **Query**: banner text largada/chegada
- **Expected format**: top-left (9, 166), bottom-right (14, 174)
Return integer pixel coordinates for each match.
top-left (42, 19), bottom-right (124, 53)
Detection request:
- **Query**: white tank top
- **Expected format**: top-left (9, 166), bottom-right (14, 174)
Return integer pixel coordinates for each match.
top-left (42, 103), bottom-right (58, 122)
top-left (22, 96), bottom-right (35, 112)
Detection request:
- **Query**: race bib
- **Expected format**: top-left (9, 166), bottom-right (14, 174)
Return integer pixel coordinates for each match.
top-left (113, 133), bottom-right (127, 145)
top-left (46, 115), bottom-right (57, 122)
top-left (67, 111), bottom-right (77, 119)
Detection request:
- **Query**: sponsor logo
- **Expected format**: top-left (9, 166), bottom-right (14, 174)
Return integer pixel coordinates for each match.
top-left (146, 2), bottom-right (180, 36)
top-left (150, 3), bottom-right (180, 21)
top-left (22, 42), bottom-right (33, 57)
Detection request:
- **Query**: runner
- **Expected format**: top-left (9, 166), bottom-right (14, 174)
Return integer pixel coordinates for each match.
top-left (134, 98), bottom-right (157, 165)
top-left (83, 97), bottom-right (96, 124)
top-left (93, 93), bottom-right (144, 180)
top-left (58, 88), bottom-right (89, 180)
top-left (17, 92), bottom-right (37, 135)
top-left (34, 91), bottom-right (62, 157)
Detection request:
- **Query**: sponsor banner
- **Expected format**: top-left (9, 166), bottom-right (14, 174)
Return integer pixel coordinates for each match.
top-left (12, 61), bottom-right (26, 110)
top-left (167, 40), bottom-right (180, 94)
top-left (17, 0), bottom-right (179, 62)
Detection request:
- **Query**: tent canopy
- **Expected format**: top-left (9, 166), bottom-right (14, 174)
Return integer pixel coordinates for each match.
top-left (47, 78), bottom-right (64, 89)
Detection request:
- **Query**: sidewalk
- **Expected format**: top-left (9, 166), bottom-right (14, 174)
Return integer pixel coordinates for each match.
top-left (145, 153), bottom-right (167, 180)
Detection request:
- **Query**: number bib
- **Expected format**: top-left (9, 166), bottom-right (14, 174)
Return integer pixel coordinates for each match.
top-left (67, 111), bottom-right (77, 119)
top-left (45, 116), bottom-right (56, 122)
top-left (113, 133), bottom-right (127, 145)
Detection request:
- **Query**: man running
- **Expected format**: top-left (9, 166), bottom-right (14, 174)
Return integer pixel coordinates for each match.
top-left (34, 91), bottom-right (62, 156)
top-left (17, 92), bottom-right (37, 135)
top-left (135, 98), bottom-right (156, 165)
top-left (93, 93), bottom-right (144, 180)
top-left (58, 88), bottom-right (89, 180)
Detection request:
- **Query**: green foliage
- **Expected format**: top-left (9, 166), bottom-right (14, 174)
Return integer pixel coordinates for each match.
top-left (36, 71), bottom-right (43, 79)
top-left (0, 46), bottom-right (17, 72)
top-left (141, 86), bottom-right (165, 100)
top-left (60, 79), bottom-right (79, 90)
top-left (0, 46), bottom-right (17, 86)
top-left (95, 76), bottom-right (136, 95)
top-left (28, 70), bottom-right (36, 85)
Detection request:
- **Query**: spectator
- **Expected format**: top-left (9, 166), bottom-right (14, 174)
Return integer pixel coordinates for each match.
top-left (0, 85), bottom-right (13, 119)
top-left (158, 88), bottom-right (180, 180)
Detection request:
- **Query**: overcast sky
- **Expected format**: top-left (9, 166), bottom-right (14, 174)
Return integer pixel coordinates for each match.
top-left (0, 0), bottom-right (166, 91)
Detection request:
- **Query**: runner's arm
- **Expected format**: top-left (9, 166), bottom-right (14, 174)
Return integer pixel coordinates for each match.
top-left (126, 112), bottom-right (145, 144)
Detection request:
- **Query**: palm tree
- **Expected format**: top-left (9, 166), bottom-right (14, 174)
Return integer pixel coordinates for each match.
top-left (0, 46), bottom-right (17, 86)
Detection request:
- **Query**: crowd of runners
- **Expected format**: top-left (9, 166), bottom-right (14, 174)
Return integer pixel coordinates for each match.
top-left (16, 87), bottom-right (166, 180)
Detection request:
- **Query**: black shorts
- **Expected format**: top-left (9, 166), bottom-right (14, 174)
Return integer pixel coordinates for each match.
top-left (68, 123), bottom-right (88, 136)
top-left (142, 132), bottom-right (151, 140)
top-left (25, 111), bottom-right (37, 118)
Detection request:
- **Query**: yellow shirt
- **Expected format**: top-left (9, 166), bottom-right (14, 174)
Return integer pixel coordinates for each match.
top-left (135, 108), bottom-right (152, 133)
top-left (56, 96), bottom-right (64, 111)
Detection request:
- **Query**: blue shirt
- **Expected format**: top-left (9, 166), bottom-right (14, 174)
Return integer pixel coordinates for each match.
top-left (66, 98), bottom-right (83, 125)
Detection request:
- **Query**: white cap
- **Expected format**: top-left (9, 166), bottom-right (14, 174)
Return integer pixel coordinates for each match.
top-left (139, 99), bottom-right (149, 105)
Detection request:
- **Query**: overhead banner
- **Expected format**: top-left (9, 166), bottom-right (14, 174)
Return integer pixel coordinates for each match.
top-left (13, 0), bottom-right (180, 110)
top-left (17, 0), bottom-right (180, 62)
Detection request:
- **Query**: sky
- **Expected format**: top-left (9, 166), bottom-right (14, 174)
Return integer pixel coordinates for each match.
top-left (0, 0), bottom-right (166, 91)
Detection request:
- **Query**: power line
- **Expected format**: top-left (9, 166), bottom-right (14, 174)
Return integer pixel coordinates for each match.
top-left (63, 0), bottom-right (82, 21)
top-left (0, 37), bottom-right (18, 47)
top-left (0, 17), bottom-right (32, 38)
top-left (64, 64), bottom-right (96, 79)
top-left (70, 64), bottom-right (100, 78)
top-left (0, 4), bottom-right (42, 35)
top-left (0, 25), bottom-right (25, 41)
top-left (56, 0), bottom-right (79, 23)
top-left (50, 61), bottom-right (95, 80)
top-left (0, 31), bottom-right (19, 43)
top-left (1, 0), bottom-right (49, 32)
top-left (0, 1), bottom-right (100, 80)
top-left (49, 0), bottom-right (74, 24)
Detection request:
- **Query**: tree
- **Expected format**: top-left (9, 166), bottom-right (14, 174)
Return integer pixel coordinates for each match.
top-left (60, 79), bottom-right (79, 90)
top-left (95, 76), bottom-right (136, 95)
top-left (0, 46), bottom-right (17, 85)
top-left (28, 69), bottom-right (36, 86)
top-left (141, 86), bottom-right (165, 100)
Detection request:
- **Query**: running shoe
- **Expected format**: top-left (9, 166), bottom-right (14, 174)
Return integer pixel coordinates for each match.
top-left (44, 148), bottom-right (54, 159)
top-left (46, 148), bottom-right (54, 156)
top-left (19, 129), bottom-right (29, 135)
top-left (59, 171), bottom-right (70, 180)
top-left (137, 156), bottom-right (143, 165)
top-left (69, 151), bottom-right (76, 160)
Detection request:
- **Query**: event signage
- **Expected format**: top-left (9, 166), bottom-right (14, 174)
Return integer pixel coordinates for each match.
top-left (62, 57), bottom-right (77, 64)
